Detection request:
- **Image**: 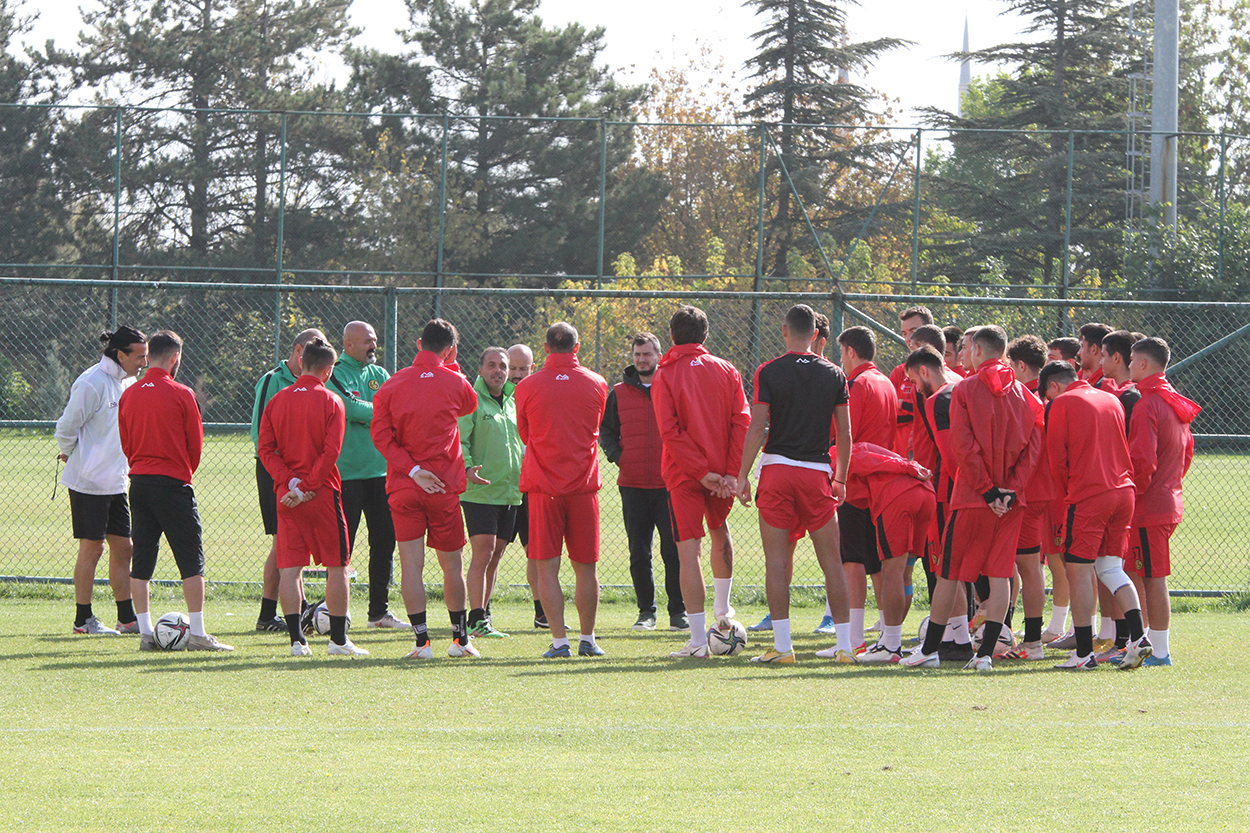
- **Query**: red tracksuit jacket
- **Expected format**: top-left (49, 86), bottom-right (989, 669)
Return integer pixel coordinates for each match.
top-left (1128, 372), bottom-right (1199, 526)
top-left (889, 362), bottom-right (915, 456)
top-left (847, 441), bottom-right (935, 515)
top-left (118, 367), bottom-right (203, 484)
top-left (949, 360), bottom-right (1043, 510)
top-left (1021, 379), bottom-right (1057, 504)
top-left (846, 362), bottom-right (897, 450)
top-left (652, 342), bottom-right (750, 489)
top-left (1046, 379), bottom-right (1134, 504)
top-left (516, 351), bottom-right (608, 496)
top-left (258, 374), bottom-right (345, 498)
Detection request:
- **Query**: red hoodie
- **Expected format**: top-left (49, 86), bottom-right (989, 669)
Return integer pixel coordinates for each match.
top-left (258, 374), bottom-right (345, 498)
top-left (118, 367), bottom-right (203, 484)
top-left (948, 360), bottom-right (1043, 510)
top-left (1128, 372), bottom-right (1199, 526)
top-left (1046, 379), bottom-right (1134, 504)
top-left (516, 351), bottom-right (608, 496)
top-left (846, 362), bottom-right (897, 450)
top-left (847, 441), bottom-right (935, 515)
top-left (652, 342), bottom-right (750, 488)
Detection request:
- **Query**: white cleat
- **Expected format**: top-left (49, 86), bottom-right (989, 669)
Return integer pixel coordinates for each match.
top-left (328, 639), bottom-right (369, 657)
top-left (447, 639), bottom-right (480, 658)
top-left (290, 641), bottom-right (312, 657)
top-left (669, 641), bottom-right (710, 659)
top-left (901, 648), bottom-right (940, 668)
top-left (405, 643), bottom-right (434, 659)
top-left (963, 655), bottom-right (993, 672)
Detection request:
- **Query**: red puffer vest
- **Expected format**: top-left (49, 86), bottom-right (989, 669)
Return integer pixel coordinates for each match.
top-left (615, 377), bottom-right (666, 489)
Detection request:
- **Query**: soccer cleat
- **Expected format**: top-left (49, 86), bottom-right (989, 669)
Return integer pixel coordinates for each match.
top-left (73, 616), bottom-right (120, 636)
top-left (469, 620), bottom-right (509, 639)
top-left (187, 633), bottom-right (235, 652)
top-left (367, 612), bottom-right (408, 629)
top-left (255, 616), bottom-right (286, 633)
top-left (116, 620), bottom-right (140, 635)
top-left (815, 646), bottom-right (858, 663)
top-left (448, 638), bottom-right (480, 658)
top-left (138, 633), bottom-right (160, 652)
top-left (858, 643), bottom-right (902, 664)
top-left (669, 641), bottom-right (710, 659)
top-left (405, 643), bottom-right (434, 659)
top-left (1003, 641), bottom-right (1045, 660)
top-left (963, 655), bottom-right (993, 672)
top-left (632, 614), bottom-right (657, 631)
top-left (668, 614), bottom-right (690, 631)
top-left (300, 600), bottom-right (322, 635)
top-left (1049, 630), bottom-right (1078, 651)
top-left (534, 613), bottom-right (550, 629)
top-left (1055, 652), bottom-right (1098, 670)
top-left (1095, 646), bottom-right (1126, 664)
top-left (1117, 636), bottom-right (1153, 671)
top-left (1092, 637), bottom-right (1116, 653)
top-left (747, 614), bottom-right (773, 631)
top-left (290, 641), bottom-right (312, 657)
top-left (865, 616), bottom-right (883, 634)
top-left (991, 630), bottom-right (1017, 659)
top-left (541, 643), bottom-right (571, 658)
top-left (968, 610), bottom-right (988, 633)
top-left (813, 614), bottom-right (836, 634)
top-left (937, 641), bottom-right (975, 662)
top-left (901, 648), bottom-right (940, 668)
top-left (1040, 627), bottom-right (1067, 644)
top-left (328, 639), bottom-right (369, 657)
top-left (750, 648), bottom-right (796, 664)
top-left (578, 640), bottom-right (605, 657)
top-left (1141, 654), bottom-right (1172, 667)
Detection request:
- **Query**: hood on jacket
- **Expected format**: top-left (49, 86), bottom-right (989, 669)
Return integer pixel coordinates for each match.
top-left (976, 359), bottom-right (1015, 396)
top-left (1137, 373), bottom-right (1202, 424)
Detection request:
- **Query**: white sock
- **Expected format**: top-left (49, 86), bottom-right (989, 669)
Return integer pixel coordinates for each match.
top-left (950, 615), bottom-right (971, 644)
top-left (689, 612), bottom-right (708, 647)
top-left (850, 608), bottom-right (865, 646)
top-left (942, 622), bottom-right (955, 640)
top-left (1098, 616), bottom-right (1114, 640)
top-left (1049, 605), bottom-right (1069, 632)
top-left (552, 636), bottom-right (570, 649)
top-left (882, 623), bottom-right (903, 652)
top-left (712, 578), bottom-right (734, 618)
top-left (1149, 627), bottom-right (1170, 657)
top-left (137, 611), bottom-right (153, 637)
top-left (774, 618), bottom-right (792, 653)
top-left (578, 632), bottom-right (596, 646)
top-left (834, 621), bottom-right (852, 653)
top-left (824, 599), bottom-right (832, 617)
top-left (189, 611), bottom-right (206, 638)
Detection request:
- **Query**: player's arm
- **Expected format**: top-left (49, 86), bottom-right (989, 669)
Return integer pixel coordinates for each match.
top-left (1045, 399), bottom-right (1071, 496)
top-left (328, 369), bottom-right (373, 426)
top-left (831, 403), bottom-right (851, 502)
top-left (257, 409), bottom-right (296, 498)
top-left (304, 399), bottom-right (346, 490)
top-left (599, 388), bottom-right (622, 464)
top-left (1004, 396), bottom-right (1044, 487)
top-left (186, 389), bottom-right (205, 475)
top-left (651, 372), bottom-right (710, 483)
top-left (726, 368), bottom-right (751, 481)
top-left (369, 387), bottom-right (418, 475)
top-left (852, 442), bottom-right (921, 478)
top-left (249, 371), bottom-right (271, 452)
top-left (735, 402), bottom-right (769, 503)
top-left (54, 377), bottom-right (99, 459)
top-left (1127, 404), bottom-right (1160, 496)
top-left (948, 385), bottom-right (995, 497)
top-left (457, 409), bottom-right (477, 469)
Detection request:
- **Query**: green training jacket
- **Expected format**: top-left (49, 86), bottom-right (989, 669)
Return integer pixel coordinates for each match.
top-left (328, 354), bottom-right (390, 481)
top-left (458, 375), bottom-right (523, 506)
top-left (250, 361), bottom-right (300, 457)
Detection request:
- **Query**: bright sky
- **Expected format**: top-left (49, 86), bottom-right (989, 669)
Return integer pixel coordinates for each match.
top-left (22, 0), bottom-right (1029, 122)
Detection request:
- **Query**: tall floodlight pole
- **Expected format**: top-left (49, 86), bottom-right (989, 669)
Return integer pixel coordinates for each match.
top-left (1150, 0), bottom-right (1179, 226)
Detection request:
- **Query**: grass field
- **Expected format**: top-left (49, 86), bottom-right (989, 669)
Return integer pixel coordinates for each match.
top-left (3, 584), bottom-right (1248, 832)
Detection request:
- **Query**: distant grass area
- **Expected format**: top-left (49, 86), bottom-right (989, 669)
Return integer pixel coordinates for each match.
top-left (2, 428), bottom-right (1247, 592)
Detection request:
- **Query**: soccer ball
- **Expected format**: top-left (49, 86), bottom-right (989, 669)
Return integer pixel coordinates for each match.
top-left (154, 612), bottom-right (191, 650)
top-left (312, 602), bottom-right (351, 636)
top-left (707, 618), bottom-right (747, 656)
top-left (917, 615), bottom-right (930, 642)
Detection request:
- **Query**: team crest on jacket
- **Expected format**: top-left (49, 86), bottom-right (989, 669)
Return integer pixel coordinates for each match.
top-left (420, 371), bottom-right (434, 378)
top-left (369, 379), bottom-right (380, 390)
top-left (556, 374), bottom-right (570, 380)
top-left (141, 382), bottom-right (155, 387)
top-left (690, 358), bottom-right (703, 366)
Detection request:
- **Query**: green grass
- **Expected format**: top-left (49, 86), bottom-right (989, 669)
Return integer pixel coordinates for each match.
top-left (1, 589), bottom-right (1246, 832)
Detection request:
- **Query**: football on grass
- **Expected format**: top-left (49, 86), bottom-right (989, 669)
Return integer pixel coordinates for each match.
top-left (707, 618), bottom-right (747, 656)
top-left (312, 602), bottom-right (351, 636)
top-left (154, 612), bottom-right (191, 650)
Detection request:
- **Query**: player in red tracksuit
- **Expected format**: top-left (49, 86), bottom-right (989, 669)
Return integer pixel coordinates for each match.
top-left (903, 326), bottom-right (1042, 671)
top-left (516, 322), bottom-right (609, 659)
top-left (258, 338), bottom-right (364, 657)
top-left (372, 318), bottom-right (480, 660)
top-left (1077, 322), bottom-right (1113, 389)
top-left (653, 305), bottom-right (750, 658)
top-left (1126, 337), bottom-right (1199, 666)
top-left (1039, 359), bottom-right (1153, 670)
top-left (888, 306), bottom-right (934, 456)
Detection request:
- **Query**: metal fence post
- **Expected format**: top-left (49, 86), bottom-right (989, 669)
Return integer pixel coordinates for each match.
top-left (1061, 130), bottom-right (1074, 333)
top-left (385, 286), bottom-right (398, 374)
top-left (911, 128), bottom-right (921, 293)
top-left (596, 117), bottom-right (607, 374)
top-left (752, 122), bottom-right (767, 373)
top-left (435, 113), bottom-right (449, 321)
top-left (110, 107), bottom-right (123, 327)
top-left (274, 112), bottom-right (288, 365)
top-left (1218, 132), bottom-right (1228, 286)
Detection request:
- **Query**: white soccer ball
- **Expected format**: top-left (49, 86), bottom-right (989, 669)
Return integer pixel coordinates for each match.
top-left (312, 602), bottom-right (351, 636)
top-left (707, 618), bottom-right (747, 656)
top-left (154, 612), bottom-right (191, 650)
top-left (917, 615), bottom-right (930, 642)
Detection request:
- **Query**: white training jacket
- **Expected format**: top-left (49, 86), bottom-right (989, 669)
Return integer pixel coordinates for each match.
top-left (54, 357), bottom-right (135, 495)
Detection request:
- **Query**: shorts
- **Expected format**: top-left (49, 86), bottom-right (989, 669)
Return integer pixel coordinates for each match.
top-left (256, 458), bottom-right (278, 536)
top-left (668, 480), bottom-right (732, 542)
top-left (1127, 523), bottom-right (1176, 579)
top-left (1046, 499), bottom-right (1066, 555)
top-left (938, 504), bottom-right (1025, 582)
top-left (1017, 499), bottom-right (1050, 554)
top-left (839, 502), bottom-right (880, 575)
top-left (462, 501), bottom-right (519, 540)
top-left (756, 465), bottom-right (837, 534)
top-left (528, 492), bottom-right (600, 564)
top-left (1062, 487), bottom-right (1134, 564)
top-left (388, 489), bottom-right (467, 552)
top-left (876, 489), bottom-right (936, 561)
top-left (69, 490), bottom-right (130, 540)
top-left (275, 488), bottom-right (350, 570)
top-left (129, 475), bottom-right (204, 581)
top-left (505, 494), bottom-right (530, 547)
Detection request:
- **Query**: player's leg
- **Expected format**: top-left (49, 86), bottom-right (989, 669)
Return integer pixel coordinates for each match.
top-left (755, 518), bottom-right (794, 661)
top-left (534, 556), bottom-right (568, 654)
top-left (564, 493), bottom-right (602, 655)
top-left (620, 486), bottom-right (658, 629)
top-left (255, 460), bottom-right (286, 629)
top-left (904, 574), bottom-right (961, 667)
top-left (362, 477), bottom-right (399, 626)
top-left (1011, 549), bottom-right (1046, 657)
top-left (396, 538), bottom-right (432, 656)
top-left (484, 536), bottom-right (509, 614)
top-left (1062, 561), bottom-right (1097, 666)
top-left (655, 491), bottom-right (685, 629)
top-left (436, 547), bottom-right (475, 656)
top-left (812, 514), bottom-right (857, 661)
top-left (530, 493), bottom-right (574, 656)
top-left (464, 531), bottom-right (498, 627)
top-left (570, 559), bottom-right (602, 655)
top-left (707, 522), bottom-right (734, 619)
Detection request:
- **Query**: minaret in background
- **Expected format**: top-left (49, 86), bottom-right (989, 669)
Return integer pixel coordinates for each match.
top-left (958, 16), bottom-right (971, 117)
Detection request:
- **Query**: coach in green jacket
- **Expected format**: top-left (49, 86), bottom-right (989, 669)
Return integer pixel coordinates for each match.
top-left (459, 346), bottom-right (525, 637)
top-left (328, 321), bottom-right (405, 629)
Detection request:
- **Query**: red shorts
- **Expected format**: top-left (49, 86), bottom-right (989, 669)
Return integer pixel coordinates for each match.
top-left (757, 465), bottom-right (837, 534)
top-left (1045, 499), bottom-right (1066, 555)
top-left (528, 492), bottom-right (600, 563)
top-left (876, 489), bottom-right (936, 560)
top-left (388, 489), bottom-right (466, 552)
top-left (1126, 523), bottom-right (1176, 578)
top-left (936, 504), bottom-right (1025, 582)
top-left (1063, 487), bottom-right (1133, 563)
top-left (275, 489), bottom-right (350, 570)
top-left (1017, 499), bottom-right (1050, 553)
top-left (668, 480), bottom-right (732, 542)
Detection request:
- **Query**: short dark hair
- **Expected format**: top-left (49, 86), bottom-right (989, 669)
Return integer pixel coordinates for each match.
top-left (1048, 337), bottom-right (1080, 360)
top-left (942, 326), bottom-right (963, 350)
top-left (301, 337), bottom-right (337, 373)
top-left (546, 322), bottom-right (579, 353)
top-left (479, 346), bottom-right (508, 366)
top-left (972, 325), bottom-right (1007, 358)
top-left (421, 319), bottom-right (458, 353)
top-left (837, 326), bottom-right (875, 361)
top-left (911, 324), bottom-right (945, 353)
top-left (670, 305), bottom-right (708, 345)
top-left (147, 330), bottom-right (183, 362)
top-left (1079, 322), bottom-right (1113, 347)
top-left (100, 325), bottom-right (146, 361)
top-left (813, 313), bottom-right (830, 343)
top-left (1006, 334), bottom-right (1046, 371)
top-left (899, 305), bottom-right (934, 325)
top-left (631, 332), bottom-right (662, 354)
top-left (785, 304), bottom-right (816, 338)
top-left (1101, 330), bottom-right (1137, 368)
top-left (1132, 336), bottom-right (1171, 369)
top-left (1038, 359), bottom-right (1078, 393)
top-left (905, 345), bottom-right (945, 373)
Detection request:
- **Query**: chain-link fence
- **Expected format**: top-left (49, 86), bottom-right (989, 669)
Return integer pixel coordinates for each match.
top-left (3, 277), bottom-right (1246, 595)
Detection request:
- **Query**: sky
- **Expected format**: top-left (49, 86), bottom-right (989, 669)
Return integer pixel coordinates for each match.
top-left (20, 0), bottom-right (1031, 122)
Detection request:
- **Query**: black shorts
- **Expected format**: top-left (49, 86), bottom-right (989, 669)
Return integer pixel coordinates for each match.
top-left (129, 475), bottom-right (205, 581)
top-left (69, 490), bottom-right (131, 540)
top-left (256, 458), bottom-right (278, 536)
top-left (462, 501), bottom-right (520, 540)
top-left (505, 494), bottom-right (529, 547)
top-left (839, 502), bottom-right (881, 575)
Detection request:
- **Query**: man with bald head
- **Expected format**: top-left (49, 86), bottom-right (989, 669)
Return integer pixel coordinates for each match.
top-left (329, 321), bottom-right (404, 628)
top-left (249, 327), bottom-right (325, 631)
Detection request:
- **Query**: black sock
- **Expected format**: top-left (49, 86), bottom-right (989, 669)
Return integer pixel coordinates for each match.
top-left (1004, 602), bottom-right (1015, 629)
top-left (259, 597), bottom-right (278, 621)
top-left (974, 575), bottom-right (991, 604)
top-left (285, 613), bottom-right (305, 645)
top-left (75, 603), bottom-right (92, 627)
top-left (1024, 616), bottom-right (1043, 644)
top-left (485, 602), bottom-right (492, 619)
top-left (922, 621), bottom-right (946, 655)
top-left (964, 583), bottom-right (977, 619)
top-left (468, 607), bottom-right (486, 628)
top-left (329, 614), bottom-right (347, 645)
top-left (116, 599), bottom-right (135, 625)
top-left (450, 609), bottom-right (468, 643)
top-left (1114, 617), bottom-right (1130, 648)
top-left (301, 597), bottom-right (310, 614)
top-left (1075, 625), bottom-right (1094, 657)
top-left (977, 620), bottom-right (1003, 658)
top-left (409, 611), bottom-right (428, 646)
top-left (1123, 608), bottom-right (1145, 642)
top-left (534, 599), bottom-right (544, 618)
